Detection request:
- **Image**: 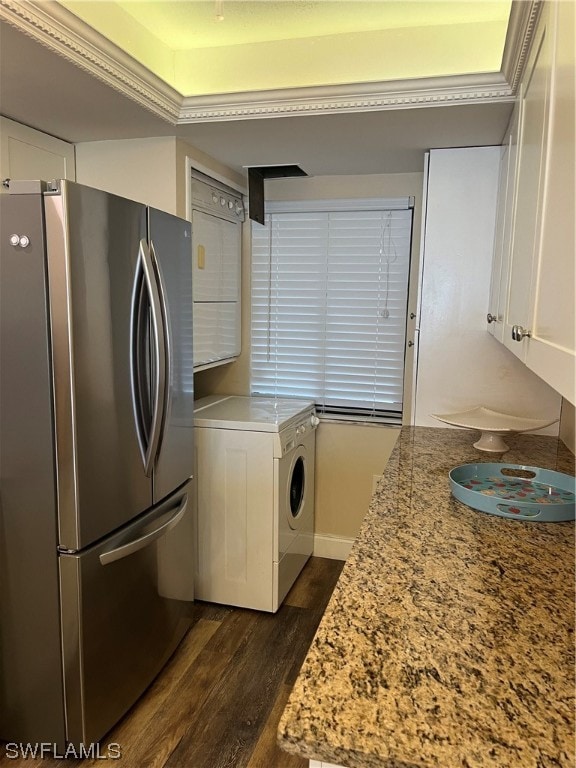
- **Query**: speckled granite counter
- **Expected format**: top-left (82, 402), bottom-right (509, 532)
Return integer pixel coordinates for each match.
top-left (278, 427), bottom-right (575, 768)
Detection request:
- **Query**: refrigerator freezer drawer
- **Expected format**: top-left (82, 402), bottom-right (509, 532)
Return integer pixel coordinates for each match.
top-left (59, 481), bottom-right (194, 746)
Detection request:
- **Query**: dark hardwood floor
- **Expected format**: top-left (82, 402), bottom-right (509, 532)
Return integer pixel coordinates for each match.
top-left (0, 557), bottom-right (344, 767)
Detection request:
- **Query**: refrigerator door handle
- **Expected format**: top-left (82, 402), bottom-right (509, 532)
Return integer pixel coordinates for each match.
top-left (134, 238), bottom-right (166, 477)
top-left (149, 239), bottom-right (170, 460)
top-left (129, 253), bottom-right (149, 470)
top-left (98, 494), bottom-right (188, 566)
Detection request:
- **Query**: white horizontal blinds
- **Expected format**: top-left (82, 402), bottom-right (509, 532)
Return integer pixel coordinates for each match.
top-left (323, 209), bottom-right (411, 415)
top-left (251, 200), bottom-right (413, 420)
top-left (252, 212), bottom-right (327, 396)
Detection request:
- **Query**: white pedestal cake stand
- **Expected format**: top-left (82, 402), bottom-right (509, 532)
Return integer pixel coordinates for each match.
top-left (431, 406), bottom-right (558, 453)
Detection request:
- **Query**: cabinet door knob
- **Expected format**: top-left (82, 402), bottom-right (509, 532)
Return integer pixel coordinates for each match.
top-left (486, 313), bottom-right (496, 324)
top-left (512, 324), bottom-right (531, 342)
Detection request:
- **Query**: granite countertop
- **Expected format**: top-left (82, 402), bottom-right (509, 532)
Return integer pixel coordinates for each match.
top-left (278, 427), bottom-right (575, 768)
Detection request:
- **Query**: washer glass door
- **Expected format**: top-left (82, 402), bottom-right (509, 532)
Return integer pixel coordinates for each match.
top-left (289, 454), bottom-right (305, 522)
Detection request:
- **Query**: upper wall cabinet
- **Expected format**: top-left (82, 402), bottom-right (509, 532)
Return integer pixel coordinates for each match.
top-left (415, 146), bottom-right (561, 429)
top-left (0, 117), bottom-right (75, 184)
top-left (489, 0), bottom-right (575, 404)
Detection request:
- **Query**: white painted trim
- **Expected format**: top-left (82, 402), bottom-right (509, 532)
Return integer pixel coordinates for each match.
top-left (502, 1), bottom-right (543, 93)
top-left (267, 197), bottom-right (412, 213)
top-left (184, 156), bottom-right (193, 224)
top-left (409, 152), bottom-right (430, 426)
top-left (185, 156), bottom-right (247, 198)
top-left (527, 338), bottom-right (576, 406)
top-left (313, 534), bottom-right (354, 561)
top-left (0, 0), bottom-right (536, 125)
top-left (178, 73), bottom-right (513, 123)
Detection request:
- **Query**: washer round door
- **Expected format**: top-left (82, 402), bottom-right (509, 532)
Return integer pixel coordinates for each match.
top-left (286, 444), bottom-right (308, 530)
top-left (277, 430), bottom-right (316, 567)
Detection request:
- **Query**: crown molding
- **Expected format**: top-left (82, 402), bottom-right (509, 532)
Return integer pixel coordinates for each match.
top-left (178, 72), bottom-right (513, 123)
top-left (1, 0), bottom-right (539, 126)
top-left (501, 0), bottom-right (542, 93)
top-left (0, 0), bottom-right (181, 123)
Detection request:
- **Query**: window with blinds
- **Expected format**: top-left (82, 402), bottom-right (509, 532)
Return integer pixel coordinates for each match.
top-left (250, 198), bottom-right (413, 422)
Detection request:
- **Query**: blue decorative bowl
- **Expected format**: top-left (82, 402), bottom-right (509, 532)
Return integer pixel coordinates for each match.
top-left (449, 464), bottom-right (575, 522)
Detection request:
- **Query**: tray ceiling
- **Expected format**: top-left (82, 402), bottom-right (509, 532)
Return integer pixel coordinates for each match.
top-left (59, 0), bottom-right (512, 96)
top-left (0, 1), bottom-right (539, 175)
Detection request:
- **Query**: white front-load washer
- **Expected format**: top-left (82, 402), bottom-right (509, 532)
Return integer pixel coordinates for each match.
top-left (193, 396), bottom-right (318, 612)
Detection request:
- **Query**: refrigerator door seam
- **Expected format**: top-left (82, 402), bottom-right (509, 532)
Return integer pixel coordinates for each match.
top-left (44, 190), bottom-right (80, 550)
top-left (149, 238), bottom-right (171, 465)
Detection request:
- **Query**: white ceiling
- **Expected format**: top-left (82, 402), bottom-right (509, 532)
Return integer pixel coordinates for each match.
top-left (0, 14), bottom-right (513, 177)
top-left (110, 0), bottom-right (510, 50)
top-left (59, 1), bottom-right (511, 95)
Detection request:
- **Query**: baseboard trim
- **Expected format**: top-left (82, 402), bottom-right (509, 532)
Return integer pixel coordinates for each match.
top-left (313, 534), bottom-right (355, 561)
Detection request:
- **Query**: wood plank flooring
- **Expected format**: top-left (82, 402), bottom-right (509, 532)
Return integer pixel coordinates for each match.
top-left (0, 557), bottom-right (343, 768)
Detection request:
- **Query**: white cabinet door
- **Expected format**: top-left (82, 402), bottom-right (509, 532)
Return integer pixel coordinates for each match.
top-left (487, 145), bottom-right (508, 340)
top-left (415, 146), bottom-right (561, 429)
top-left (496, 0), bottom-right (575, 404)
top-left (504, 4), bottom-right (553, 358)
top-left (487, 104), bottom-right (521, 344)
top-left (0, 117), bottom-right (75, 184)
top-left (524, 0), bottom-right (575, 403)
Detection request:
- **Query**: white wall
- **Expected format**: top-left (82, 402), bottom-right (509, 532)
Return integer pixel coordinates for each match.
top-left (414, 147), bottom-right (562, 432)
top-left (559, 400), bottom-right (575, 454)
top-left (75, 136), bottom-right (245, 222)
top-left (75, 137), bottom-right (179, 213)
top-left (314, 422), bottom-right (399, 552)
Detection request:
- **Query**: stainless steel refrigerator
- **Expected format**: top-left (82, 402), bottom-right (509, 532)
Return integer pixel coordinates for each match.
top-left (0, 180), bottom-right (195, 749)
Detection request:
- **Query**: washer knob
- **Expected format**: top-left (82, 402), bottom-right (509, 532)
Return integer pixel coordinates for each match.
top-left (310, 415), bottom-right (320, 427)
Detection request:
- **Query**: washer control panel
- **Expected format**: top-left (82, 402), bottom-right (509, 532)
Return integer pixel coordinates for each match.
top-left (278, 411), bottom-right (318, 457)
top-left (190, 175), bottom-right (245, 223)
